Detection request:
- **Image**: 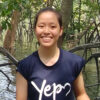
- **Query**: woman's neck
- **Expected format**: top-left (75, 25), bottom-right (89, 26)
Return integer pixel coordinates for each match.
top-left (38, 46), bottom-right (59, 59)
top-left (38, 46), bottom-right (60, 66)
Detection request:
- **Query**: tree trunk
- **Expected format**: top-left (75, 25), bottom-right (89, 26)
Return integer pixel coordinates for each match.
top-left (78, 0), bottom-right (82, 33)
top-left (0, 26), bottom-right (2, 34)
top-left (58, 0), bottom-right (73, 47)
top-left (0, 26), bottom-right (3, 40)
top-left (3, 10), bottom-right (20, 53)
top-left (61, 0), bottom-right (73, 31)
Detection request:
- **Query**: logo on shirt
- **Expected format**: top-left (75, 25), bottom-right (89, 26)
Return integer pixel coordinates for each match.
top-left (31, 80), bottom-right (71, 100)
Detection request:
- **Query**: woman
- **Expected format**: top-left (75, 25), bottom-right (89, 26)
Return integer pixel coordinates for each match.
top-left (16, 7), bottom-right (90, 100)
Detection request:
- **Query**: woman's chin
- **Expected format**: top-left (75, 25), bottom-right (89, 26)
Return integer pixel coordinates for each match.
top-left (40, 42), bottom-right (55, 48)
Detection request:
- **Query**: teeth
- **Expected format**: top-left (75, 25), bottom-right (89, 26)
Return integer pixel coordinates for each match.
top-left (43, 37), bottom-right (51, 40)
top-left (43, 37), bottom-right (50, 39)
top-left (42, 37), bottom-right (52, 41)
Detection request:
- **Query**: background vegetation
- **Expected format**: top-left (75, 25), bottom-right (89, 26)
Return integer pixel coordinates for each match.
top-left (0, 0), bottom-right (99, 51)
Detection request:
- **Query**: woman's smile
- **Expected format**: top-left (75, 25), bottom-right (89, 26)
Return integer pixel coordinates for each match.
top-left (41, 35), bottom-right (53, 42)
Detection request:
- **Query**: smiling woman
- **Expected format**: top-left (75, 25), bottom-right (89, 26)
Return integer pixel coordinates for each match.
top-left (16, 7), bottom-right (90, 100)
top-left (35, 11), bottom-right (63, 48)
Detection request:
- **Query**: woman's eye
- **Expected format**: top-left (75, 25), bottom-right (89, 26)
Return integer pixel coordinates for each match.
top-left (39, 26), bottom-right (44, 28)
top-left (51, 26), bottom-right (56, 28)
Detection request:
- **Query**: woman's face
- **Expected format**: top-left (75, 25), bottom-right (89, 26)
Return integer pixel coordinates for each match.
top-left (35, 11), bottom-right (63, 48)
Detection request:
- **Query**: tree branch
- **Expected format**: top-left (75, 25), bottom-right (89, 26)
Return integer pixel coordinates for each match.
top-left (0, 63), bottom-right (14, 67)
top-left (69, 42), bottom-right (100, 53)
top-left (0, 47), bottom-right (18, 66)
top-left (0, 70), bottom-right (11, 83)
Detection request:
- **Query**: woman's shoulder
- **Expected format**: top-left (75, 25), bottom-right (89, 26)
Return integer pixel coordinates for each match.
top-left (18, 50), bottom-right (38, 65)
top-left (61, 49), bottom-right (85, 63)
top-left (61, 49), bottom-right (86, 78)
top-left (17, 51), bottom-right (38, 80)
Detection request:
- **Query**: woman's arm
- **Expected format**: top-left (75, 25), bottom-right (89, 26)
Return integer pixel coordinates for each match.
top-left (16, 72), bottom-right (28, 100)
top-left (73, 72), bottom-right (90, 100)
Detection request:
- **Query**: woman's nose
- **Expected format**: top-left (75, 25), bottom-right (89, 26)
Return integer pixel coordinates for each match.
top-left (44, 27), bottom-right (50, 34)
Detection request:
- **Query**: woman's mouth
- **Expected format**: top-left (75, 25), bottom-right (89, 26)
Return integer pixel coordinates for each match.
top-left (41, 36), bottom-right (52, 42)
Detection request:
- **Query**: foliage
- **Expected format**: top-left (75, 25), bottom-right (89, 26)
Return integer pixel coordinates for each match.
top-left (0, 0), bottom-right (43, 29)
top-left (0, 0), bottom-right (99, 41)
top-left (66, 0), bottom-right (100, 39)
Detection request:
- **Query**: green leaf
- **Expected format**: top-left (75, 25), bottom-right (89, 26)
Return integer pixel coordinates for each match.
top-left (1, 21), bottom-right (7, 30)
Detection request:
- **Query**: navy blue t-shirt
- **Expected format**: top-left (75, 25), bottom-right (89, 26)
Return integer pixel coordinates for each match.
top-left (17, 49), bottom-right (86, 100)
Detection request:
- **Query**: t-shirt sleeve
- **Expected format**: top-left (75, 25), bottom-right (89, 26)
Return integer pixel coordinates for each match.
top-left (16, 60), bottom-right (29, 80)
top-left (74, 57), bottom-right (86, 78)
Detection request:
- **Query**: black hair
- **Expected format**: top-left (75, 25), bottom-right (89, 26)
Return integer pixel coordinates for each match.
top-left (33, 7), bottom-right (62, 29)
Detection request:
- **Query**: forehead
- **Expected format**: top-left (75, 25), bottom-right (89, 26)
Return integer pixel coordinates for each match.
top-left (37, 11), bottom-right (58, 23)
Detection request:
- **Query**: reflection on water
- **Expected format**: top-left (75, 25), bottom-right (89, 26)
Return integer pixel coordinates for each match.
top-left (0, 42), bottom-right (100, 100)
top-left (83, 61), bottom-right (100, 100)
top-left (0, 55), bottom-right (16, 100)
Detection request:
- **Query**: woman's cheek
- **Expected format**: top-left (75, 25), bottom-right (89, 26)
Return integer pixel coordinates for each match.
top-left (53, 31), bottom-right (60, 37)
top-left (35, 31), bottom-right (41, 36)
